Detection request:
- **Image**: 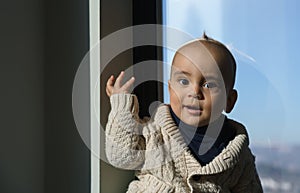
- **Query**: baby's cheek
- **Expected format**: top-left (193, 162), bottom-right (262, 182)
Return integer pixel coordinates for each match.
top-left (210, 96), bottom-right (226, 118)
top-left (170, 91), bottom-right (179, 102)
top-left (169, 89), bottom-right (182, 111)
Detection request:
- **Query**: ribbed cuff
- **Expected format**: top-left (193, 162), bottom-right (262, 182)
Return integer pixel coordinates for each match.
top-left (110, 93), bottom-right (139, 113)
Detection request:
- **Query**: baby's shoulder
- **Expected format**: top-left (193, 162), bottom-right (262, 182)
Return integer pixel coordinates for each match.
top-left (225, 118), bottom-right (249, 137)
top-left (141, 104), bottom-right (171, 135)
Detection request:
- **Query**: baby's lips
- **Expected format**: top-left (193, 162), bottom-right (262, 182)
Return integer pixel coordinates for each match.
top-left (183, 104), bottom-right (202, 110)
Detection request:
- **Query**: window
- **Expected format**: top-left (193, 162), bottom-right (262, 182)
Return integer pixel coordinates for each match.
top-left (163, 0), bottom-right (300, 192)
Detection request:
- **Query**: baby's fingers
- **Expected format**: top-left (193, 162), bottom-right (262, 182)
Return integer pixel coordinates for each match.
top-left (114, 71), bottom-right (125, 88)
top-left (106, 75), bottom-right (115, 97)
top-left (106, 75), bottom-right (115, 87)
top-left (121, 77), bottom-right (135, 93)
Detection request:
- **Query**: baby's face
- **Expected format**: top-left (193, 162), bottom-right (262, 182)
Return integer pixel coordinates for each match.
top-left (169, 44), bottom-right (235, 127)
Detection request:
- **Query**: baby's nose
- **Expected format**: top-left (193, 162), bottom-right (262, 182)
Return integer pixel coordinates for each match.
top-left (189, 85), bottom-right (203, 99)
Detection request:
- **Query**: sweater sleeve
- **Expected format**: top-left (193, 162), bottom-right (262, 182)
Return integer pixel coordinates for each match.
top-left (105, 94), bottom-right (146, 170)
top-left (231, 148), bottom-right (263, 193)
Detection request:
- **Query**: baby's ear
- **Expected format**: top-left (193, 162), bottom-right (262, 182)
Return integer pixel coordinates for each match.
top-left (225, 89), bottom-right (238, 113)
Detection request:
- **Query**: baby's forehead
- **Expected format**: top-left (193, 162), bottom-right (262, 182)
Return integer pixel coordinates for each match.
top-left (172, 40), bottom-right (236, 88)
top-left (172, 67), bottom-right (222, 84)
top-left (171, 54), bottom-right (223, 80)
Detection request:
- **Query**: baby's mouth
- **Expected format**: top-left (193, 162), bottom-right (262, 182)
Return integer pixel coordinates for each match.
top-left (184, 105), bottom-right (202, 115)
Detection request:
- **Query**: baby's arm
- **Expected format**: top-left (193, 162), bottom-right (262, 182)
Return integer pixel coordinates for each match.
top-left (105, 71), bottom-right (145, 170)
top-left (231, 148), bottom-right (263, 193)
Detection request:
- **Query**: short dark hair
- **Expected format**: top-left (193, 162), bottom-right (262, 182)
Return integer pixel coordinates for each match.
top-left (199, 32), bottom-right (237, 89)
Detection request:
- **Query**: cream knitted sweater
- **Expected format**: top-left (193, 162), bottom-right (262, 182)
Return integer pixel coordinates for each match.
top-left (105, 94), bottom-right (263, 193)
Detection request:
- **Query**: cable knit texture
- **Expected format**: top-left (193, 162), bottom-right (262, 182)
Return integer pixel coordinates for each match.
top-left (106, 94), bottom-right (263, 193)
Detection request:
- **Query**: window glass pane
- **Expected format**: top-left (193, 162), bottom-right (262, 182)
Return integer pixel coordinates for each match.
top-left (163, 1), bottom-right (300, 191)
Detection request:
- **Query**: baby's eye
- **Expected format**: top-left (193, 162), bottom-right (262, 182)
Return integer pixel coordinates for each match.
top-left (178, 79), bottom-right (189, 85)
top-left (203, 82), bottom-right (217, 89)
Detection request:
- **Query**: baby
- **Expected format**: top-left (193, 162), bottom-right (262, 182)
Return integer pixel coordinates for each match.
top-left (105, 33), bottom-right (263, 193)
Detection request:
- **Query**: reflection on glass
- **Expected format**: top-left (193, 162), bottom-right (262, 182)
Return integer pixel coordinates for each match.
top-left (163, 0), bottom-right (300, 192)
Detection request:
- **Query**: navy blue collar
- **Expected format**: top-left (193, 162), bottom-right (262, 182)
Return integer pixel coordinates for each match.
top-left (169, 107), bottom-right (235, 165)
top-left (169, 107), bottom-right (208, 135)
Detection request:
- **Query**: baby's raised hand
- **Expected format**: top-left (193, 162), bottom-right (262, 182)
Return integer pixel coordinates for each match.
top-left (106, 71), bottom-right (135, 97)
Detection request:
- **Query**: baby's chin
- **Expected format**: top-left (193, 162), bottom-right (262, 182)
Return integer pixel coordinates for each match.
top-left (180, 117), bottom-right (209, 127)
top-left (180, 113), bottom-right (224, 127)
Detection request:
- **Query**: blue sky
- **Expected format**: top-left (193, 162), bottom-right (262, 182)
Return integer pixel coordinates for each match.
top-left (163, 0), bottom-right (300, 145)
